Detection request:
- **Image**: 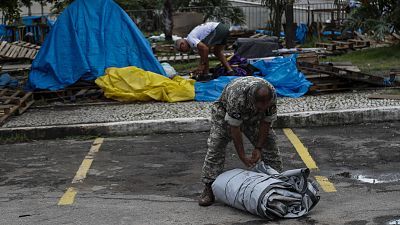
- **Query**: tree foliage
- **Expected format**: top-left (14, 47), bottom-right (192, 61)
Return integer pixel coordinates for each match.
top-left (188, 0), bottom-right (245, 25)
top-left (346, 0), bottom-right (400, 40)
top-left (261, 0), bottom-right (295, 36)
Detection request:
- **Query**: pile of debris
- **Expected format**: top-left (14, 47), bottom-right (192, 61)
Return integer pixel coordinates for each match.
top-left (0, 41), bottom-right (40, 60)
top-left (0, 89), bottom-right (34, 126)
top-left (299, 62), bottom-right (399, 94)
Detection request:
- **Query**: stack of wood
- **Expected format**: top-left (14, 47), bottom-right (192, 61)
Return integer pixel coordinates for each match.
top-left (299, 62), bottom-right (399, 94)
top-left (0, 89), bottom-right (34, 126)
top-left (316, 39), bottom-right (371, 54)
top-left (0, 41), bottom-right (40, 60)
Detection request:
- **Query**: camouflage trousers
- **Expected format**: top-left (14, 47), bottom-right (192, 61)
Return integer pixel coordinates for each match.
top-left (201, 104), bottom-right (283, 184)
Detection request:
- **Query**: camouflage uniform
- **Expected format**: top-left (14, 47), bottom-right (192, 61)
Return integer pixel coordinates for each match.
top-left (201, 77), bottom-right (283, 184)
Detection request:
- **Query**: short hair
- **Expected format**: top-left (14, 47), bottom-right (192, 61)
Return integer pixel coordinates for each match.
top-left (174, 38), bottom-right (185, 51)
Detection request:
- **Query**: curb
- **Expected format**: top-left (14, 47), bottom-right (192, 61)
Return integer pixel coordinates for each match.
top-left (1, 106), bottom-right (400, 141)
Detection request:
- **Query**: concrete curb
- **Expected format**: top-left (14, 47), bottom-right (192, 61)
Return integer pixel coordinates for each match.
top-left (1, 106), bottom-right (400, 140)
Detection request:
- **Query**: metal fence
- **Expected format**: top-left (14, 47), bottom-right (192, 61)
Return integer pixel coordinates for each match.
top-left (126, 2), bottom-right (349, 33)
top-left (1, 2), bottom-right (350, 40)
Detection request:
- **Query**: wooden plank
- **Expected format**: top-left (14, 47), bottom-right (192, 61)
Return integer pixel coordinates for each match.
top-left (12, 46), bottom-right (22, 58)
top-left (18, 47), bottom-right (28, 58)
top-left (0, 41), bottom-right (7, 52)
top-left (3, 90), bottom-right (21, 105)
top-left (0, 105), bottom-right (19, 126)
top-left (368, 94), bottom-right (400, 100)
top-left (30, 50), bottom-right (38, 59)
top-left (25, 49), bottom-right (34, 59)
top-left (0, 43), bottom-right (11, 56)
top-left (5, 45), bottom-right (17, 58)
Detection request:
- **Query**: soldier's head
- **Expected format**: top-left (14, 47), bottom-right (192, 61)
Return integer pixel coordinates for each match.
top-left (254, 85), bottom-right (273, 112)
top-left (175, 38), bottom-right (190, 52)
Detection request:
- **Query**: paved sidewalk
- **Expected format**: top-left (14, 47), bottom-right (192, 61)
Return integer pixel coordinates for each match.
top-left (3, 89), bottom-right (400, 128)
top-left (1, 89), bottom-right (400, 140)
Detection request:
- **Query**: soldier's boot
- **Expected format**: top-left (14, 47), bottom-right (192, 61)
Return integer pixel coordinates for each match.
top-left (198, 183), bottom-right (215, 207)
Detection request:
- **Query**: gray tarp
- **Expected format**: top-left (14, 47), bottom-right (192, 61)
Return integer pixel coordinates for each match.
top-left (234, 37), bottom-right (279, 59)
top-left (212, 163), bottom-right (320, 219)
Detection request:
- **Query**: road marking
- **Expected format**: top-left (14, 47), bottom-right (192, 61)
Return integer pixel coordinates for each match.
top-left (58, 187), bottom-right (77, 206)
top-left (72, 138), bottom-right (103, 183)
top-left (283, 128), bottom-right (337, 192)
top-left (282, 128), bottom-right (318, 170)
top-left (58, 138), bottom-right (104, 205)
top-left (315, 176), bottom-right (337, 192)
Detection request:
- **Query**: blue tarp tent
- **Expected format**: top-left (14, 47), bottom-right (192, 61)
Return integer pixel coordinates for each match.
top-left (26, 0), bottom-right (166, 91)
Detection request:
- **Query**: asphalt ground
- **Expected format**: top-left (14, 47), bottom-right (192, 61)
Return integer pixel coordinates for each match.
top-left (1, 122), bottom-right (399, 225)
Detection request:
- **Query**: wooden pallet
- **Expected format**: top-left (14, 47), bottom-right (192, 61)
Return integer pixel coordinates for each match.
top-left (299, 62), bottom-right (399, 87)
top-left (157, 52), bottom-right (233, 63)
top-left (347, 39), bottom-right (370, 49)
top-left (316, 39), bottom-right (370, 53)
top-left (0, 41), bottom-right (40, 60)
top-left (33, 86), bottom-right (104, 103)
top-left (0, 89), bottom-right (34, 126)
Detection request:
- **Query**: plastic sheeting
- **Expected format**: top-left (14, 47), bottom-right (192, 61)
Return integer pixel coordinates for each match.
top-left (194, 54), bottom-right (312, 101)
top-left (95, 66), bottom-right (194, 103)
top-left (251, 54), bottom-right (312, 98)
top-left (25, 0), bottom-right (166, 91)
top-left (212, 162), bottom-right (320, 219)
top-left (296, 24), bottom-right (308, 44)
top-left (194, 76), bottom-right (237, 102)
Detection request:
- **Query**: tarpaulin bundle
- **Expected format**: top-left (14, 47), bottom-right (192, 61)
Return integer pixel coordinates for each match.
top-left (212, 162), bottom-right (320, 219)
top-left (26, 0), bottom-right (165, 91)
top-left (195, 54), bottom-right (312, 101)
top-left (95, 66), bottom-right (195, 103)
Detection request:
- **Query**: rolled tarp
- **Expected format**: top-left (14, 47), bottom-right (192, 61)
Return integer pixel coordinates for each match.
top-left (212, 163), bottom-right (320, 219)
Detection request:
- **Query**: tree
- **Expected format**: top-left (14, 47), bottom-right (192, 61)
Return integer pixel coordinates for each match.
top-left (261, 0), bottom-right (296, 36)
top-left (346, 0), bottom-right (400, 40)
top-left (190, 0), bottom-right (245, 25)
top-left (0, 0), bottom-right (20, 24)
top-left (162, 0), bottom-right (173, 41)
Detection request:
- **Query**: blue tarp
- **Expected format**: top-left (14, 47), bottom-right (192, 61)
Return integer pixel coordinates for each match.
top-left (26, 0), bottom-right (166, 91)
top-left (195, 54), bottom-right (312, 101)
top-left (296, 24), bottom-right (308, 44)
top-left (256, 24), bottom-right (308, 43)
top-left (195, 76), bottom-right (238, 102)
top-left (251, 54), bottom-right (312, 98)
top-left (0, 25), bottom-right (7, 40)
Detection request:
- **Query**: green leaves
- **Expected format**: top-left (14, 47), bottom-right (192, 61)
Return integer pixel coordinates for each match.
top-left (346, 0), bottom-right (400, 40)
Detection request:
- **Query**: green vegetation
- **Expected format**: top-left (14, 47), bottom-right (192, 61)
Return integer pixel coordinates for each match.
top-left (322, 45), bottom-right (400, 74)
top-left (346, 1), bottom-right (400, 40)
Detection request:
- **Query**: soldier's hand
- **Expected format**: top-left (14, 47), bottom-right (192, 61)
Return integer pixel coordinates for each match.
top-left (251, 148), bottom-right (262, 164)
top-left (239, 154), bottom-right (253, 168)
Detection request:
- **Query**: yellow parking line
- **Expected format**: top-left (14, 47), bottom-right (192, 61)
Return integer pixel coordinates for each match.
top-left (72, 138), bottom-right (104, 183)
top-left (58, 187), bottom-right (77, 206)
top-left (283, 128), bottom-right (337, 192)
top-left (58, 138), bottom-right (104, 205)
top-left (315, 176), bottom-right (337, 192)
top-left (282, 128), bottom-right (318, 170)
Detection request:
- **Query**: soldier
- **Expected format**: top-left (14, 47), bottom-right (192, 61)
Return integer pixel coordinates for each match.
top-left (199, 76), bottom-right (283, 207)
top-left (175, 22), bottom-right (235, 80)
